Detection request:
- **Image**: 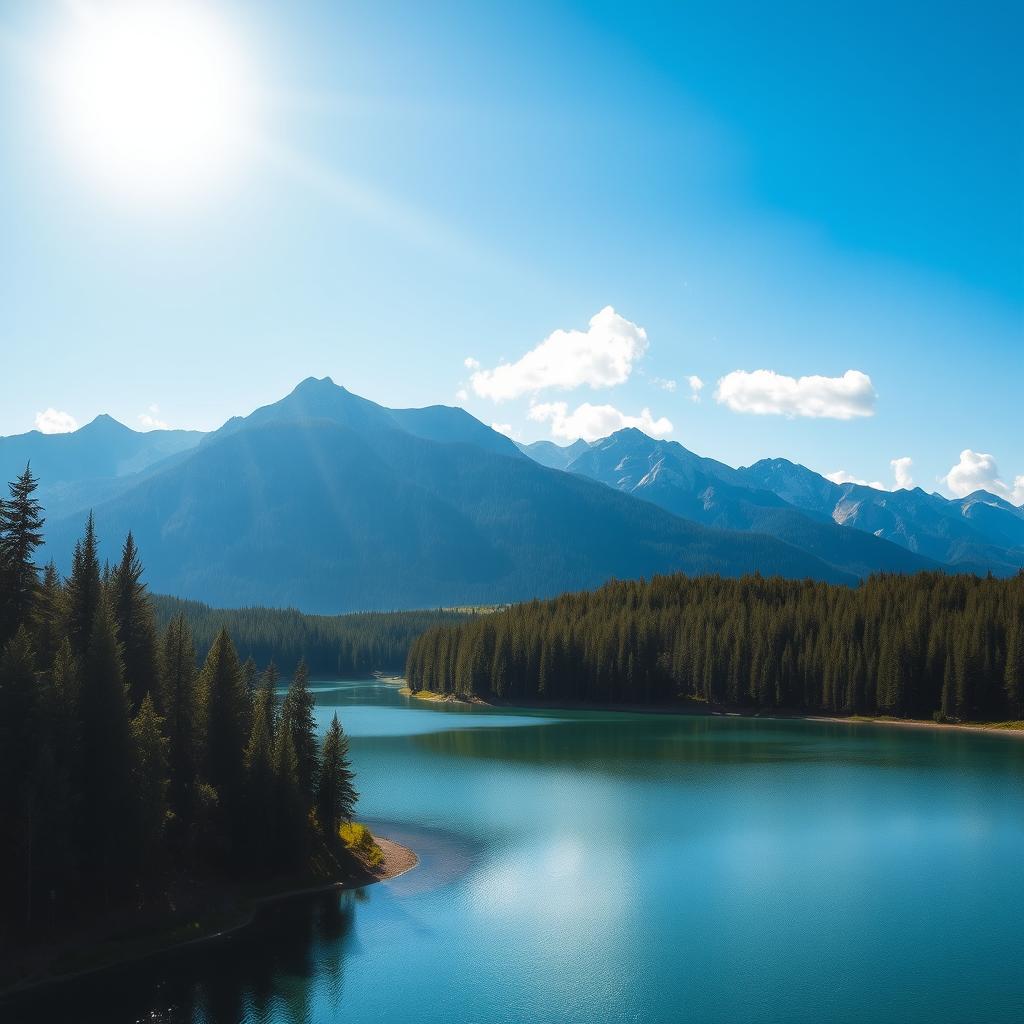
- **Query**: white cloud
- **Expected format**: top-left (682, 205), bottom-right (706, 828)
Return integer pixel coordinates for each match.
top-left (490, 422), bottom-right (518, 438)
top-left (463, 357), bottom-right (480, 370)
top-left (138, 404), bottom-right (169, 430)
top-left (652, 377), bottom-right (677, 392)
top-left (890, 456), bottom-right (914, 490)
top-left (687, 375), bottom-right (704, 402)
top-left (455, 388), bottom-right (469, 402)
top-left (529, 401), bottom-right (672, 443)
top-left (942, 449), bottom-right (1024, 504)
top-left (825, 456), bottom-right (914, 493)
top-left (34, 408), bottom-right (78, 434)
top-left (715, 368), bottom-right (876, 419)
top-left (825, 470), bottom-right (886, 490)
top-left (470, 307), bottom-right (648, 402)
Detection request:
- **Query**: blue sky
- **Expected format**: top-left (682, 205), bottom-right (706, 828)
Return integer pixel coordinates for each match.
top-left (1, 0), bottom-right (1021, 499)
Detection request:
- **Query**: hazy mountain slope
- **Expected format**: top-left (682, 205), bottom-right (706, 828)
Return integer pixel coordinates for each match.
top-left (517, 438), bottom-right (590, 469)
top-left (211, 377), bottom-right (522, 458)
top-left (43, 389), bottom-right (855, 611)
top-left (562, 430), bottom-right (941, 578)
top-left (0, 414), bottom-right (204, 520)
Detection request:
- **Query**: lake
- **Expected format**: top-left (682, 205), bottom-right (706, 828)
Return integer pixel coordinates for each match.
top-left (12, 679), bottom-right (1024, 1023)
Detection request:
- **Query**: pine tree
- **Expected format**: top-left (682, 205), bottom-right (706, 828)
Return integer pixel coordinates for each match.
top-left (271, 713), bottom-right (305, 865)
top-left (111, 533), bottom-right (161, 713)
top-left (130, 694), bottom-right (170, 868)
top-left (79, 591), bottom-right (135, 897)
top-left (197, 628), bottom-right (249, 820)
top-left (1004, 623), bottom-right (1023, 720)
top-left (281, 658), bottom-right (319, 804)
top-left (0, 465), bottom-right (45, 648)
top-left (316, 713), bottom-right (358, 835)
top-left (160, 615), bottom-right (197, 831)
top-left (0, 627), bottom-right (42, 926)
top-left (65, 513), bottom-right (102, 661)
top-left (244, 675), bottom-right (278, 860)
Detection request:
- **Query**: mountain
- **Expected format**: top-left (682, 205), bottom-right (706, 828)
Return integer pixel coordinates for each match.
top-left (41, 378), bottom-right (854, 612)
top-left (741, 459), bottom-right (1024, 574)
top-left (517, 438), bottom-right (590, 470)
top-left (0, 415), bottom-right (204, 521)
top-left (554, 429), bottom-right (942, 578)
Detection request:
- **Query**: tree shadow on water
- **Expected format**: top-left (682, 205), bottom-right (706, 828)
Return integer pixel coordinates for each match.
top-left (6, 889), bottom-right (363, 1024)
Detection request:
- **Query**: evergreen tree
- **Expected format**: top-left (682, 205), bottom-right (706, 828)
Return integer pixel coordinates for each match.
top-left (64, 512), bottom-right (102, 660)
top-left (79, 591), bottom-right (135, 897)
top-left (0, 465), bottom-right (45, 648)
top-left (0, 627), bottom-right (42, 927)
top-left (316, 713), bottom-right (358, 835)
top-left (111, 532), bottom-right (161, 713)
top-left (160, 614), bottom-right (197, 832)
top-left (272, 713), bottom-right (305, 865)
top-left (130, 694), bottom-right (170, 869)
top-left (1004, 623), bottom-right (1023, 720)
top-left (197, 628), bottom-right (249, 824)
top-left (281, 658), bottom-right (319, 803)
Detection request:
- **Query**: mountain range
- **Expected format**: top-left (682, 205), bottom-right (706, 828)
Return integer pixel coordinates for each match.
top-left (4, 377), bottom-right (1020, 612)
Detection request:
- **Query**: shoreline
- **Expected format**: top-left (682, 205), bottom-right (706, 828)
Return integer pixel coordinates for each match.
top-left (1, 832), bottom-right (418, 1001)
top-left (401, 686), bottom-right (1024, 738)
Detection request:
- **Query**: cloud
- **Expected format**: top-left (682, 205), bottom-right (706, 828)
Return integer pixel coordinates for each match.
top-left (652, 377), bottom-right (677, 392)
top-left (34, 408), bottom-right (78, 434)
top-left (490, 422), bottom-right (518, 439)
top-left (687, 375), bottom-right (704, 402)
top-left (825, 470), bottom-right (886, 490)
top-left (942, 449), bottom-right (1024, 504)
top-left (825, 456), bottom-right (914, 492)
top-left (463, 357), bottom-right (480, 370)
top-left (890, 456), bottom-right (914, 490)
top-left (455, 388), bottom-right (469, 402)
top-left (715, 369), bottom-right (876, 419)
top-left (138, 404), bottom-right (169, 430)
top-left (470, 307), bottom-right (647, 402)
top-left (529, 401), bottom-right (672, 442)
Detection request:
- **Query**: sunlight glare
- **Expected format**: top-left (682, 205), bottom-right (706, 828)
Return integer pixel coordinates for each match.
top-left (51, 0), bottom-right (254, 202)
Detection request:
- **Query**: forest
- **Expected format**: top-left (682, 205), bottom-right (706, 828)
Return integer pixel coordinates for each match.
top-left (406, 571), bottom-right (1024, 722)
top-left (0, 468), bottom-right (358, 943)
top-left (151, 595), bottom-right (475, 677)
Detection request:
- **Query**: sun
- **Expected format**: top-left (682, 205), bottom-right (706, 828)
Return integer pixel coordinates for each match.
top-left (50, 1), bottom-right (254, 202)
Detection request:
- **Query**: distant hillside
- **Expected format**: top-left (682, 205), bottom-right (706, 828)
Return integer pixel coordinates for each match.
top-left (0, 414), bottom-right (203, 520)
top-left (151, 594), bottom-right (475, 676)
top-left (42, 377), bottom-right (853, 612)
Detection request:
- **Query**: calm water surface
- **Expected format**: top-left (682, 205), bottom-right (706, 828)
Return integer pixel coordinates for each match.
top-left (13, 680), bottom-right (1024, 1024)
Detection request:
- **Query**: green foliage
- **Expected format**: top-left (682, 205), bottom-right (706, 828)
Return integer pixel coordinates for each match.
top-left (0, 473), bottom-right (367, 938)
top-left (151, 594), bottom-right (476, 676)
top-left (0, 465), bottom-right (45, 650)
top-left (338, 822), bottom-right (383, 868)
top-left (317, 713), bottom-right (358, 834)
top-left (281, 658), bottom-right (319, 802)
top-left (406, 572), bottom-right (1024, 722)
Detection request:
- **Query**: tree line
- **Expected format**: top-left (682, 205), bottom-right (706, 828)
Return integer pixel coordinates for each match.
top-left (0, 468), bottom-right (358, 941)
top-left (151, 595), bottom-right (475, 678)
top-left (406, 571), bottom-right (1024, 722)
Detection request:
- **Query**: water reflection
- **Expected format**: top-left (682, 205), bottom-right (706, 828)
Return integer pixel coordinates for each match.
top-left (7, 890), bottom-right (360, 1024)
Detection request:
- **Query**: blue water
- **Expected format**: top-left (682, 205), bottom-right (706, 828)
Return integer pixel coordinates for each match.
top-left (13, 680), bottom-right (1024, 1023)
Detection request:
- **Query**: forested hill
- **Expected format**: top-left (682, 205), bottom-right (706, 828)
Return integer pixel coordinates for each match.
top-left (152, 595), bottom-right (478, 677)
top-left (406, 572), bottom-right (1024, 723)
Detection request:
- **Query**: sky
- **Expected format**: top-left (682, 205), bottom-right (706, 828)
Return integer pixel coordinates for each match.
top-left (0, 0), bottom-right (1021, 501)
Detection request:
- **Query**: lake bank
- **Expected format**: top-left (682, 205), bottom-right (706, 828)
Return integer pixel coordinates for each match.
top-left (0, 831), bottom-right (417, 1001)
top-left (400, 686), bottom-right (1024, 738)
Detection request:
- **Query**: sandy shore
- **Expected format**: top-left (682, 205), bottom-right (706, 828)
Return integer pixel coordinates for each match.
top-left (1, 832), bottom-right (417, 999)
top-left (407, 689), bottom-right (1024, 739)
